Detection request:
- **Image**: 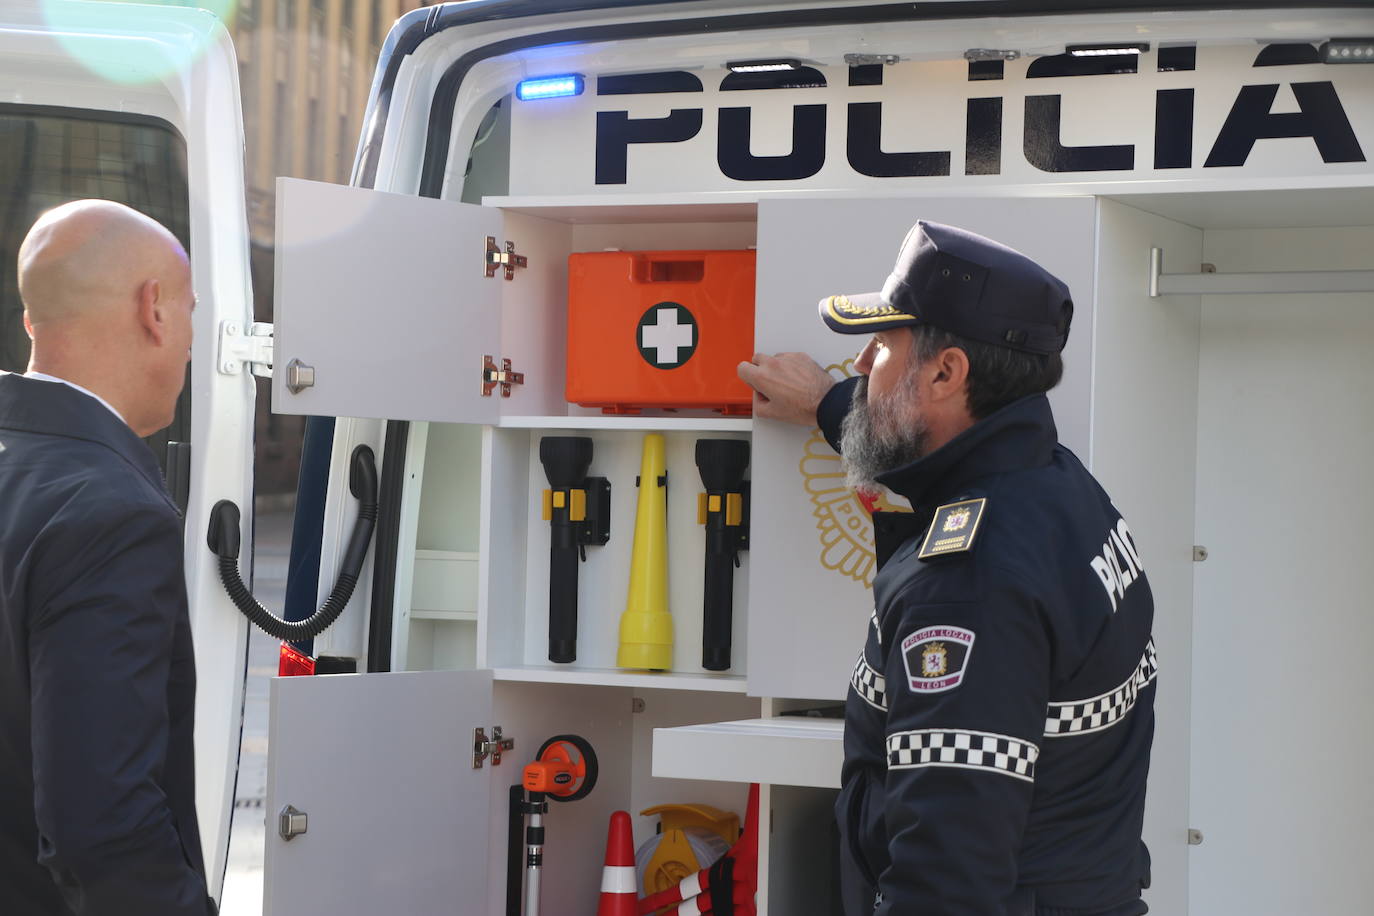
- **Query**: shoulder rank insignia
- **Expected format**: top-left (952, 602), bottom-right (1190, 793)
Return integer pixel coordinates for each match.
top-left (917, 498), bottom-right (987, 560)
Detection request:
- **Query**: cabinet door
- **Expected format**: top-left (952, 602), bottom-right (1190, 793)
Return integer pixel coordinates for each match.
top-left (272, 178), bottom-right (504, 424)
top-left (263, 670), bottom-right (494, 914)
top-left (748, 197), bottom-right (1097, 700)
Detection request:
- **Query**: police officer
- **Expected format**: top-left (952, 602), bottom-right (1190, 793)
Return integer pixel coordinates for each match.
top-left (739, 221), bottom-right (1156, 916)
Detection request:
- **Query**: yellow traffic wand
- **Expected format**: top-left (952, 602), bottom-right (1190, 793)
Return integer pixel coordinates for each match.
top-left (617, 433), bottom-right (673, 670)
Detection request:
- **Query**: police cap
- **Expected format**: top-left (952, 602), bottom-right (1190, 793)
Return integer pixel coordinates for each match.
top-left (818, 220), bottom-right (1073, 355)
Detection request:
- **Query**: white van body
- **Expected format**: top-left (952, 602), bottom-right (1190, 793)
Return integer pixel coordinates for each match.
top-left (4, 2), bottom-right (1373, 914)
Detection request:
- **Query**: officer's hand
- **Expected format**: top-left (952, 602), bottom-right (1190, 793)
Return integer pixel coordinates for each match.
top-left (737, 352), bottom-right (835, 426)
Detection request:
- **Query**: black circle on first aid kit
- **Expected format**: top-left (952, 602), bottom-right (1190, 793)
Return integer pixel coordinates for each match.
top-left (636, 302), bottom-right (699, 369)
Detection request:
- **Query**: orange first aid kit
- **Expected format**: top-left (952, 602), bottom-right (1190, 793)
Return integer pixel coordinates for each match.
top-left (566, 250), bottom-right (756, 414)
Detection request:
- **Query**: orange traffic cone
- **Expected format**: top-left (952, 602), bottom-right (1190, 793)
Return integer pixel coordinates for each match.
top-left (597, 810), bottom-right (639, 916)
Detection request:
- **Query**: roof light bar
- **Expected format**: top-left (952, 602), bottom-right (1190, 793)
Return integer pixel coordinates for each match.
top-left (516, 74), bottom-right (585, 101)
top-left (726, 58), bottom-right (800, 73)
top-left (1067, 43), bottom-right (1150, 57)
top-left (1321, 39), bottom-right (1374, 63)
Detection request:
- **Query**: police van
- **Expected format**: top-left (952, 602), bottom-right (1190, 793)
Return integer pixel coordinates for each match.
top-left (2, 1), bottom-right (1372, 913)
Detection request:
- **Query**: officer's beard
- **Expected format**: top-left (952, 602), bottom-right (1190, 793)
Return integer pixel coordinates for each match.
top-left (839, 373), bottom-right (931, 492)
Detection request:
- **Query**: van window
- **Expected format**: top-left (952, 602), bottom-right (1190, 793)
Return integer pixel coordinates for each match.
top-left (0, 106), bottom-right (192, 466)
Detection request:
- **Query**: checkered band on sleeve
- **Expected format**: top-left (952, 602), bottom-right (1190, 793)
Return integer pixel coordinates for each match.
top-left (1139, 637), bottom-right (1159, 685)
top-left (850, 651), bottom-right (887, 712)
top-left (1044, 638), bottom-right (1159, 738)
top-left (887, 729), bottom-right (1039, 783)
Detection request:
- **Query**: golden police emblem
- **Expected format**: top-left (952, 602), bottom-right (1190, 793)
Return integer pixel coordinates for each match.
top-left (798, 359), bottom-right (913, 590)
top-left (943, 507), bottom-right (972, 532)
top-left (921, 642), bottom-right (949, 677)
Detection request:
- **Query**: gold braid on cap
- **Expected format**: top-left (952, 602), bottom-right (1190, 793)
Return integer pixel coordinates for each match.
top-left (824, 295), bottom-right (904, 326)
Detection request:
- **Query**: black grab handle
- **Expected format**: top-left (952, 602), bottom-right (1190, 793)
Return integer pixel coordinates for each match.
top-left (208, 445), bottom-right (378, 643)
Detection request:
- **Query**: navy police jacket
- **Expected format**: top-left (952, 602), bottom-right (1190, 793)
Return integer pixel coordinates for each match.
top-left (821, 381), bottom-right (1155, 916)
top-left (0, 373), bottom-right (213, 915)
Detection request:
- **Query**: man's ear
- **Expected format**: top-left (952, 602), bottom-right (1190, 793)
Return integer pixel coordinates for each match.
top-left (22, 312), bottom-right (34, 340)
top-left (136, 278), bottom-right (166, 345)
top-left (927, 346), bottom-right (970, 404)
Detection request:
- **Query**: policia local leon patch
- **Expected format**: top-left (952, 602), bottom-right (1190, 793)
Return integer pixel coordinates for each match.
top-left (902, 626), bottom-right (975, 693)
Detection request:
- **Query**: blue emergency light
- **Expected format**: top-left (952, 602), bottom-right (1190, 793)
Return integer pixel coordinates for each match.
top-left (516, 74), bottom-right (585, 101)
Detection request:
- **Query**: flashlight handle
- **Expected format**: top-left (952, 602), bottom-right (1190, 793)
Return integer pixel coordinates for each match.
top-left (701, 525), bottom-right (736, 671)
top-left (548, 520), bottom-right (580, 663)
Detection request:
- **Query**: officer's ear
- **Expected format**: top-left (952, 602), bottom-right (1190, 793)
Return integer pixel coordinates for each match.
top-left (925, 345), bottom-right (970, 407)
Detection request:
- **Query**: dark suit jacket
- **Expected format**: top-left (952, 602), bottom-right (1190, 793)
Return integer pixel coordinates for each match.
top-left (0, 373), bottom-right (213, 915)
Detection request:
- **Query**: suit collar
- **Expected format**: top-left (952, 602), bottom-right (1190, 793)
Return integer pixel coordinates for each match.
top-left (0, 372), bottom-right (169, 499)
top-left (23, 370), bottom-right (126, 424)
top-left (875, 393), bottom-right (1058, 509)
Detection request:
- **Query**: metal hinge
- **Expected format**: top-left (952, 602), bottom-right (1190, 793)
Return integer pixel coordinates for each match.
top-left (473, 726), bottom-right (514, 769)
top-left (485, 236), bottom-right (527, 280)
top-left (481, 355), bottom-right (524, 398)
top-left (218, 321), bottom-right (274, 377)
top-left (844, 52), bottom-right (902, 66)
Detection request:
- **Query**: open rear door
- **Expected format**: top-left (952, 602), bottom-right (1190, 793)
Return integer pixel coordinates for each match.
top-left (0, 2), bottom-right (257, 898)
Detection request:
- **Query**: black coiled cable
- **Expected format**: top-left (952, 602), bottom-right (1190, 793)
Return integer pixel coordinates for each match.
top-left (208, 445), bottom-right (378, 642)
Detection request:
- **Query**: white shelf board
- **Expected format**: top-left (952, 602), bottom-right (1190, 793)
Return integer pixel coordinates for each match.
top-left (653, 717), bottom-right (844, 789)
top-left (410, 609), bottom-right (478, 622)
top-left (497, 414), bottom-right (752, 432)
top-left (483, 192), bottom-right (758, 224)
top-left (491, 665), bottom-right (748, 693)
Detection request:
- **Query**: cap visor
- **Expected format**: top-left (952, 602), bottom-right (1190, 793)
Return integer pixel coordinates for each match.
top-left (818, 292), bottom-right (915, 334)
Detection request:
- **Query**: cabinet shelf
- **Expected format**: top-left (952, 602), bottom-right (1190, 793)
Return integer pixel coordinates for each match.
top-left (652, 717), bottom-right (844, 789)
top-left (483, 193), bottom-right (759, 224)
top-left (409, 609), bottom-right (478, 622)
top-left (497, 414), bottom-right (752, 432)
top-left (490, 665), bottom-right (748, 693)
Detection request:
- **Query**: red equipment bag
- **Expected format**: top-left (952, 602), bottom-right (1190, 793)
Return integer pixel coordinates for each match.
top-left (566, 250), bottom-right (756, 414)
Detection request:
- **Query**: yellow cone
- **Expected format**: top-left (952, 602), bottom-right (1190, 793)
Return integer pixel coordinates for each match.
top-left (618, 433), bottom-right (673, 670)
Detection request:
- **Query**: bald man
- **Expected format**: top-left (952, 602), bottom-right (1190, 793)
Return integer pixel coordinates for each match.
top-left (0, 201), bottom-right (214, 915)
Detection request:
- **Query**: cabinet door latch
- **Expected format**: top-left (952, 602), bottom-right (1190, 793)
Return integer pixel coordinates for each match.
top-left (482, 355), bottom-right (524, 398)
top-left (278, 804), bottom-right (308, 841)
top-left (284, 358), bottom-right (316, 394)
top-left (485, 236), bottom-right (528, 280)
top-left (474, 726), bottom-right (515, 769)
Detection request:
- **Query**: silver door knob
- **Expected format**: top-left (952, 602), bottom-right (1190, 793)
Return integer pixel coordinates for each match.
top-left (279, 804), bottom-right (308, 841)
top-left (285, 359), bottom-right (315, 394)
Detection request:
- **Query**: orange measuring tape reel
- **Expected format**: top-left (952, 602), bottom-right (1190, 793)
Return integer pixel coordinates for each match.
top-left (523, 734), bottom-right (598, 800)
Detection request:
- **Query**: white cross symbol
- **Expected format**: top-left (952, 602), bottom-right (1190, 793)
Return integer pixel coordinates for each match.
top-left (640, 306), bottom-right (694, 366)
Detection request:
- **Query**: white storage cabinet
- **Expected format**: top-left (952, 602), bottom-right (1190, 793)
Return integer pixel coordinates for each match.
top-left (266, 178), bottom-right (1374, 916)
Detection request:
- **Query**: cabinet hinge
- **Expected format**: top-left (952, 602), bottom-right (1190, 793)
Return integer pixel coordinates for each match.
top-left (218, 321), bottom-right (274, 378)
top-left (473, 726), bottom-right (515, 769)
top-left (482, 355), bottom-right (525, 398)
top-left (485, 235), bottom-right (528, 280)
